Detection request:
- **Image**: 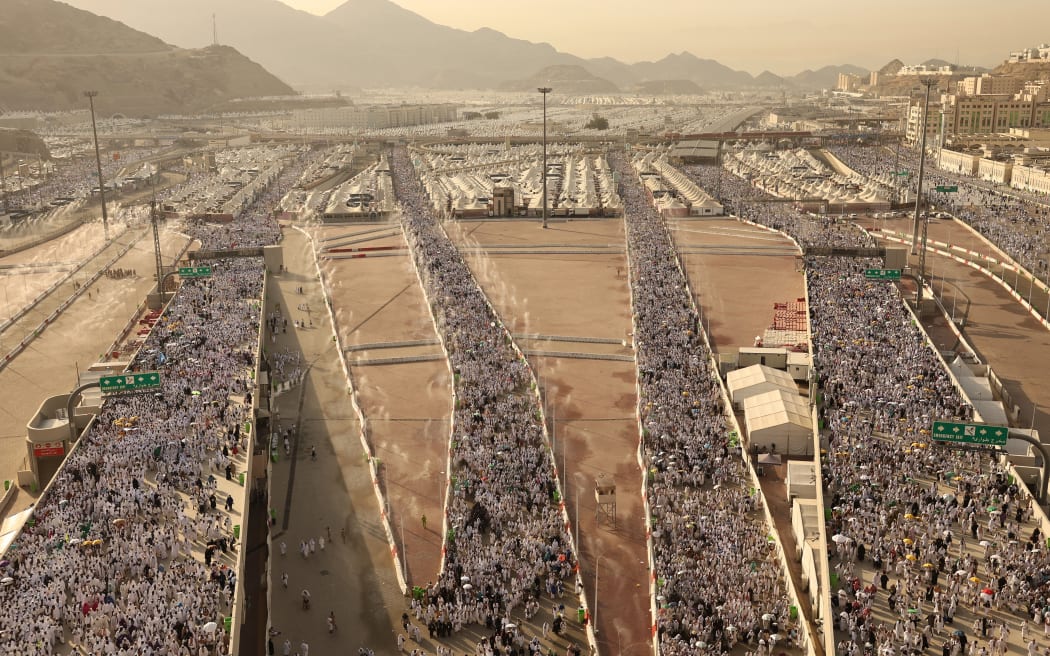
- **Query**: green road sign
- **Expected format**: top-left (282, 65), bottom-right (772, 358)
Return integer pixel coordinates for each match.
top-left (178, 266), bottom-right (212, 278)
top-left (99, 371), bottom-right (162, 394)
top-left (895, 171), bottom-right (910, 176)
top-left (864, 268), bottom-right (902, 281)
top-left (934, 185), bottom-right (958, 193)
top-left (931, 421), bottom-right (1008, 446)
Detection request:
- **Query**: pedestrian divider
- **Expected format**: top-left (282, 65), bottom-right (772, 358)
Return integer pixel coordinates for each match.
top-left (513, 333), bottom-right (626, 345)
top-left (519, 349), bottom-right (634, 362)
top-left (622, 226), bottom-right (660, 656)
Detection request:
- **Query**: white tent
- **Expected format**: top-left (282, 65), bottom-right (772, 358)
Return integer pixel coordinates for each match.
top-left (726, 364), bottom-right (797, 408)
top-left (786, 461), bottom-right (817, 500)
top-left (743, 388), bottom-right (813, 456)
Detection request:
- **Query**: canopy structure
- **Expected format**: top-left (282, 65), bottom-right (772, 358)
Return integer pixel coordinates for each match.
top-left (727, 364), bottom-right (797, 408)
top-left (743, 388), bottom-right (813, 456)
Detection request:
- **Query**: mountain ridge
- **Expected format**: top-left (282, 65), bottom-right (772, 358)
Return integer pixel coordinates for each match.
top-left (0, 0), bottom-right (294, 114)
top-left (60, 0), bottom-right (881, 91)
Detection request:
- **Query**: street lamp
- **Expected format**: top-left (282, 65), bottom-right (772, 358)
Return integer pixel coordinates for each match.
top-left (912, 78), bottom-right (938, 308)
top-left (0, 151), bottom-right (9, 214)
top-left (538, 86), bottom-right (552, 229)
top-left (84, 91), bottom-right (110, 240)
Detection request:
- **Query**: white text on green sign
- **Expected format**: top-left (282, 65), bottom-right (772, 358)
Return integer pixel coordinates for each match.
top-left (931, 421), bottom-right (1008, 446)
top-left (864, 268), bottom-right (901, 281)
top-left (100, 371), bottom-right (162, 394)
top-left (178, 266), bottom-right (212, 278)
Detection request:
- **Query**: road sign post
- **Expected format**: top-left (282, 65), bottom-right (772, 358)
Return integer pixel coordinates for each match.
top-left (178, 266), bottom-right (212, 278)
top-left (864, 268), bottom-right (902, 281)
top-left (100, 371), bottom-right (162, 394)
top-left (931, 420), bottom-right (1008, 446)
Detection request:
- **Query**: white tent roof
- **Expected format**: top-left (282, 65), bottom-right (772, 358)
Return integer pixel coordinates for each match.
top-left (727, 364), bottom-right (797, 402)
top-left (744, 388), bottom-right (813, 434)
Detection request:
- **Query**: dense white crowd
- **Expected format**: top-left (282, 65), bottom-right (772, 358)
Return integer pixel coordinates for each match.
top-left (698, 159), bottom-right (1050, 656)
top-left (829, 147), bottom-right (1050, 279)
top-left (0, 148), bottom-right (304, 655)
top-left (613, 152), bottom-right (797, 655)
top-left (389, 146), bottom-right (583, 654)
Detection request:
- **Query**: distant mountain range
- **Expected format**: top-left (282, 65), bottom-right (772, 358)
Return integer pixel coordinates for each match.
top-left (0, 0), bottom-right (293, 114)
top-left (63, 0), bottom-right (876, 93)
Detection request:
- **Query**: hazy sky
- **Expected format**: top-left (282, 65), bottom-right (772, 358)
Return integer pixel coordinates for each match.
top-left (282, 0), bottom-right (1049, 75)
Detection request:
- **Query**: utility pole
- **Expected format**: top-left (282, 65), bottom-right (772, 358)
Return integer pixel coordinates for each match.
top-left (538, 87), bottom-right (552, 229)
top-left (84, 91), bottom-right (110, 240)
top-left (911, 79), bottom-right (937, 254)
top-left (912, 79), bottom-right (938, 309)
top-left (151, 185), bottom-right (165, 300)
top-left (0, 150), bottom-right (9, 214)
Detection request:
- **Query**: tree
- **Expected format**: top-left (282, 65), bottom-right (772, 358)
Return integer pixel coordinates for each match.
top-left (484, 111), bottom-right (501, 120)
top-left (463, 111), bottom-right (482, 120)
top-left (585, 114), bottom-right (609, 130)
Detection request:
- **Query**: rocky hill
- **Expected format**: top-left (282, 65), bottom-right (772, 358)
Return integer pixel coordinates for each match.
top-left (64, 0), bottom-right (867, 92)
top-left (501, 65), bottom-right (619, 94)
top-left (0, 0), bottom-right (294, 115)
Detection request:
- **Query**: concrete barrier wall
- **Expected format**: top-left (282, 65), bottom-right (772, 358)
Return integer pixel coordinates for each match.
top-left (228, 259), bottom-right (267, 655)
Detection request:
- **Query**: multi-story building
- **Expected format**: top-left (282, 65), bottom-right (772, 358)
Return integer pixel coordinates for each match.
top-left (1008, 44), bottom-right (1050, 63)
top-left (898, 64), bottom-right (955, 76)
top-left (977, 158), bottom-right (1013, 184)
top-left (908, 82), bottom-right (1050, 142)
top-left (288, 104), bottom-right (458, 132)
top-left (938, 149), bottom-right (980, 175)
top-left (958, 75), bottom-right (1024, 97)
top-left (905, 102), bottom-right (942, 142)
top-left (836, 73), bottom-right (863, 92)
top-left (1010, 163), bottom-right (1050, 195)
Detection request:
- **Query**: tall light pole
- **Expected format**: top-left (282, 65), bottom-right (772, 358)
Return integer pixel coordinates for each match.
top-left (538, 87), bottom-right (552, 229)
top-left (912, 78), bottom-right (938, 308)
top-left (0, 151), bottom-right (9, 214)
top-left (84, 91), bottom-right (110, 240)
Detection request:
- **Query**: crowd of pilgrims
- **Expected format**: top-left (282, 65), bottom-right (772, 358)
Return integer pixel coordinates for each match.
top-left (683, 161), bottom-right (1050, 656)
top-left (0, 151), bottom-right (319, 655)
top-left (828, 146), bottom-right (1050, 280)
top-left (612, 152), bottom-right (798, 656)
top-left (389, 147), bottom-right (583, 653)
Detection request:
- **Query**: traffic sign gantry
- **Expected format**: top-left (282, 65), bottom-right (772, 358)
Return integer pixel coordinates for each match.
top-left (100, 371), bottom-right (162, 394)
top-left (934, 185), bottom-right (959, 193)
top-left (178, 266), bottom-right (212, 278)
top-left (864, 268), bottom-right (902, 281)
top-left (931, 421), bottom-right (1008, 446)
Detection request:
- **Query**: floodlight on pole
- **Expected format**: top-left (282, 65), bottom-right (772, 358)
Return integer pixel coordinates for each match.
top-left (0, 150), bottom-right (9, 214)
top-left (912, 78), bottom-right (938, 308)
top-left (84, 91), bottom-right (110, 240)
top-left (538, 86), bottom-right (552, 229)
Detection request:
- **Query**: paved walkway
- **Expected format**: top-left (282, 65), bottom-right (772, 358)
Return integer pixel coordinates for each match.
top-left (266, 225), bottom-right (403, 655)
